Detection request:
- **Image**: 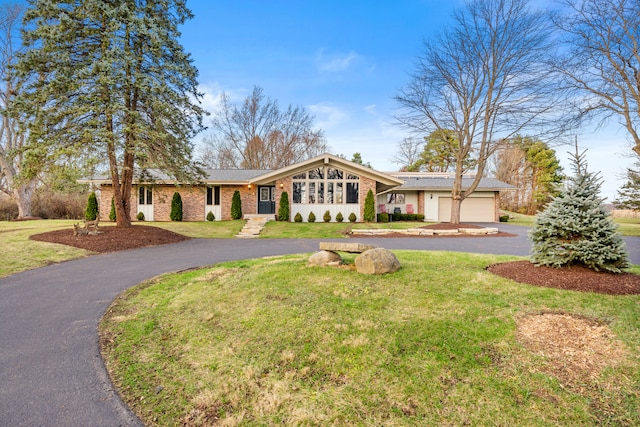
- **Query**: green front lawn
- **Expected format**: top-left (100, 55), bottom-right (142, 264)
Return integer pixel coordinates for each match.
top-left (100, 251), bottom-right (640, 426)
top-left (0, 220), bottom-right (90, 278)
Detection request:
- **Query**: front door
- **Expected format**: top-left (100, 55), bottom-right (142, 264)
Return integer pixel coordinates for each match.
top-left (258, 186), bottom-right (276, 214)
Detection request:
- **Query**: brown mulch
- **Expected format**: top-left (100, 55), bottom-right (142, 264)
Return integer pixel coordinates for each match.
top-left (30, 225), bottom-right (189, 253)
top-left (488, 260), bottom-right (640, 295)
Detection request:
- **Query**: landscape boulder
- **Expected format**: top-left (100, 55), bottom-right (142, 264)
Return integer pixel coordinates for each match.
top-left (355, 248), bottom-right (400, 275)
top-left (309, 250), bottom-right (343, 266)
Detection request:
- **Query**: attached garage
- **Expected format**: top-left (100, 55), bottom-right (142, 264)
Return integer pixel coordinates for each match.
top-left (437, 194), bottom-right (497, 223)
top-left (384, 173), bottom-right (514, 223)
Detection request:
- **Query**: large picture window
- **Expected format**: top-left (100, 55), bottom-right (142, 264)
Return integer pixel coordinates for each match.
top-left (292, 166), bottom-right (359, 204)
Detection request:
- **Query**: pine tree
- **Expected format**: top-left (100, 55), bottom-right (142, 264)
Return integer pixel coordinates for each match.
top-left (530, 148), bottom-right (629, 273)
top-left (16, 1), bottom-right (206, 227)
top-left (363, 189), bottom-right (375, 222)
top-left (85, 192), bottom-right (98, 220)
top-left (613, 159), bottom-right (640, 211)
top-left (170, 192), bottom-right (182, 221)
top-left (231, 190), bottom-right (242, 220)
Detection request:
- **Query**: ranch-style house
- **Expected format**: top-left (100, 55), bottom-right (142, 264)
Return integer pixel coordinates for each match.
top-left (85, 153), bottom-right (513, 223)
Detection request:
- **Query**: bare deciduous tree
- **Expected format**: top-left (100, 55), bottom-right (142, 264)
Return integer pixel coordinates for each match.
top-left (395, 0), bottom-right (564, 223)
top-left (391, 137), bottom-right (422, 170)
top-left (202, 86), bottom-right (328, 169)
top-left (556, 0), bottom-right (640, 157)
top-left (0, 3), bottom-right (36, 218)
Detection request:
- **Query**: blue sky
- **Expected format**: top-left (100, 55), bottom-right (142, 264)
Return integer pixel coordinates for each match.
top-left (6, 0), bottom-right (630, 200)
top-left (179, 0), bottom-right (631, 201)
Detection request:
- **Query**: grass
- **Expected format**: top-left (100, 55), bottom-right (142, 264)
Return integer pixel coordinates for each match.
top-left (100, 251), bottom-right (640, 426)
top-left (503, 210), bottom-right (640, 236)
top-left (146, 220), bottom-right (245, 238)
top-left (0, 219), bottom-right (90, 277)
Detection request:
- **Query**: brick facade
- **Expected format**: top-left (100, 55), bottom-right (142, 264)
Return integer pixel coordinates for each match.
top-left (220, 185), bottom-right (257, 220)
top-left (359, 176), bottom-right (377, 222)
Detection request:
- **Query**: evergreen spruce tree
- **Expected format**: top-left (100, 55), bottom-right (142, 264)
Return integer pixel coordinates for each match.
top-left (363, 189), bottom-right (375, 222)
top-left (170, 192), bottom-right (182, 221)
top-left (109, 197), bottom-right (116, 221)
top-left (16, 1), bottom-right (206, 227)
top-left (85, 192), bottom-right (98, 220)
top-left (613, 159), bottom-right (640, 211)
top-left (277, 191), bottom-right (289, 221)
top-left (231, 190), bottom-right (242, 219)
top-left (530, 148), bottom-right (629, 273)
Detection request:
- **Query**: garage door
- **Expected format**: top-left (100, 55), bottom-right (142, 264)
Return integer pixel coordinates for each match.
top-left (438, 197), bottom-right (495, 222)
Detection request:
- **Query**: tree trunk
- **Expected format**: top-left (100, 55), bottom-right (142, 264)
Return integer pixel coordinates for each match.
top-left (12, 179), bottom-right (36, 218)
top-left (450, 197), bottom-right (462, 224)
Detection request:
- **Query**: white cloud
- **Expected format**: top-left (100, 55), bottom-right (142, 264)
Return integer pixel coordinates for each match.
top-left (315, 49), bottom-right (362, 73)
top-left (308, 102), bottom-right (349, 130)
top-left (364, 104), bottom-right (377, 115)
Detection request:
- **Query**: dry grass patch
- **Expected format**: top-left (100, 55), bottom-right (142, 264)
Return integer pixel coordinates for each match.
top-left (517, 312), bottom-right (629, 386)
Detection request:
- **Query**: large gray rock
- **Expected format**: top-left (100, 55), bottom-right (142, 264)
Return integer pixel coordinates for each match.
top-left (355, 248), bottom-right (400, 275)
top-left (309, 250), bottom-right (343, 266)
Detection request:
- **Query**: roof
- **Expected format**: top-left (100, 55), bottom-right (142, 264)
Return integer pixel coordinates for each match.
top-left (79, 155), bottom-right (512, 192)
top-left (393, 176), bottom-right (515, 191)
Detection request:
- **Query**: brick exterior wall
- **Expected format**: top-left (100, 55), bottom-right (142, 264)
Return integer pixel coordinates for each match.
top-left (220, 185), bottom-right (257, 220)
top-left (359, 176), bottom-right (377, 222)
top-left (97, 186), bottom-right (137, 222)
top-left (151, 186), bottom-right (205, 221)
top-left (417, 191), bottom-right (425, 215)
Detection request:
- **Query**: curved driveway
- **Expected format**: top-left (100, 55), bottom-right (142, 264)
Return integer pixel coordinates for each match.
top-left (1, 224), bottom-right (638, 426)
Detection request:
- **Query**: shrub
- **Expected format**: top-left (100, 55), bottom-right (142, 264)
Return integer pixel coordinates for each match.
top-left (530, 148), bottom-right (629, 273)
top-left (323, 210), bottom-right (331, 222)
top-left (231, 190), bottom-right (242, 220)
top-left (308, 211), bottom-right (316, 223)
top-left (294, 212), bottom-right (303, 222)
top-left (0, 197), bottom-right (18, 220)
top-left (377, 212), bottom-right (389, 223)
top-left (499, 215), bottom-right (509, 222)
top-left (109, 197), bottom-right (116, 221)
top-left (170, 192), bottom-right (183, 221)
top-left (348, 212), bottom-right (357, 223)
top-left (32, 191), bottom-right (84, 219)
top-left (364, 189), bottom-right (375, 222)
top-left (137, 211), bottom-right (145, 221)
top-left (391, 213), bottom-right (425, 222)
top-left (85, 192), bottom-right (99, 220)
top-left (278, 191), bottom-right (290, 221)
top-left (206, 211), bottom-right (215, 221)
top-left (336, 212), bottom-right (344, 223)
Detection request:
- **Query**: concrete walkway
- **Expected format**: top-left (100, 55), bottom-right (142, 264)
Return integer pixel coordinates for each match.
top-left (1, 225), bottom-right (638, 426)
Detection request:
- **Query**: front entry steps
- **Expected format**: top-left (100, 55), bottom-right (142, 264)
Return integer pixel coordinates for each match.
top-left (235, 216), bottom-right (274, 238)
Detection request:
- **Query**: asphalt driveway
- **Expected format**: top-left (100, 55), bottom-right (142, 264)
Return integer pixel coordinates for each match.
top-left (1, 225), bottom-right (637, 426)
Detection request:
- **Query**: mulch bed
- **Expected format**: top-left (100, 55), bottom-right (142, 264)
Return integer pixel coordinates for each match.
top-left (31, 225), bottom-right (189, 253)
top-left (488, 260), bottom-right (640, 295)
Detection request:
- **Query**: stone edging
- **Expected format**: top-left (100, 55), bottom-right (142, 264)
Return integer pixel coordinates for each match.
top-left (350, 227), bottom-right (499, 236)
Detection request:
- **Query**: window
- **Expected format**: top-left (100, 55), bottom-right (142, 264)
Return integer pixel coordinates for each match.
top-left (139, 186), bottom-right (152, 205)
top-left (292, 166), bottom-right (358, 204)
top-left (386, 193), bottom-right (405, 204)
top-left (260, 187), bottom-right (270, 202)
top-left (346, 182), bottom-right (359, 204)
top-left (206, 186), bottom-right (220, 205)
